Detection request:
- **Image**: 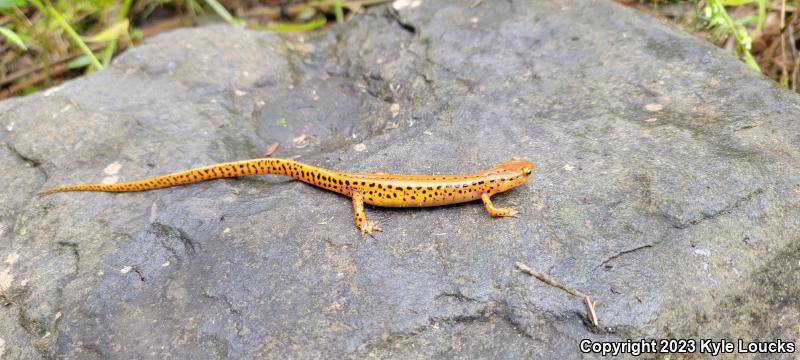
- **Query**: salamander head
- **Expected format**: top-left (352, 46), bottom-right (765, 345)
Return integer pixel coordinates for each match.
top-left (482, 157), bottom-right (535, 191)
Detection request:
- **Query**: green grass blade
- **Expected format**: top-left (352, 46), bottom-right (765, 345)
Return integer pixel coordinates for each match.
top-left (718, 0), bottom-right (755, 5)
top-left (68, 55), bottom-right (91, 69)
top-left (100, 38), bottom-right (117, 67)
top-left (0, 0), bottom-right (21, 10)
top-left (706, 0), bottom-right (760, 72)
top-left (83, 20), bottom-right (129, 43)
top-left (742, 50), bottom-right (761, 72)
top-left (28, 0), bottom-right (103, 70)
top-left (0, 26), bottom-right (27, 50)
top-left (49, 7), bottom-right (104, 70)
top-left (101, 0), bottom-right (134, 66)
top-left (755, 0), bottom-right (765, 34)
top-left (249, 17), bottom-right (327, 32)
top-left (202, 0), bottom-right (244, 27)
top-left (333, 0), bottom-right (344, 23)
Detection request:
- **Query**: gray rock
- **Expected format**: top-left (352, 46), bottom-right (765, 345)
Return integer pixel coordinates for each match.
top-left (1, 0), bottom-right (799, 358)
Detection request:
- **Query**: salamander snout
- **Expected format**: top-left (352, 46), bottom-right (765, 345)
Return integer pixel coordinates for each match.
top-left (523, 167), bottom-right (533, 176)
top-left (483, 158), bottom-right (535, 185)
top-left (506, 158), bottom-right (534, 177)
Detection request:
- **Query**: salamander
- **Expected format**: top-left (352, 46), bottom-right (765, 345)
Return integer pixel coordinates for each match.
top-left (39, 157), bottom-right (535, 234)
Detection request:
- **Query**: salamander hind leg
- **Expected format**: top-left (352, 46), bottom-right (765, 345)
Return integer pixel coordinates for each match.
top-left (481, 193), bottom-right (518, 218)
top-left (352, 192), bottom-right (382, 235)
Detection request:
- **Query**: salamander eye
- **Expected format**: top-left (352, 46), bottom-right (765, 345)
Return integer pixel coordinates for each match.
top-left (523, 167), bottom-right (532, 175)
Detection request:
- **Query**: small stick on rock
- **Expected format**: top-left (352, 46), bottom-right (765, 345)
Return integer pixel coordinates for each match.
top-left (515, 261), bottom-right (585, 297)
top-left (264, 142), bottom-right (280, 157)
top-left (584, 295), bottom-right (598, 327)
top-left (515, 261), bottom-right (599, 327)
top-left (131, 265), bottom-right (146, 282)
top-left (0, 285), bottom-right (13, 306)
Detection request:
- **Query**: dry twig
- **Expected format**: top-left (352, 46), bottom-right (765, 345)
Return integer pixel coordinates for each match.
top-left (583, 295), bottom-right (598, 327)
top-left (515, 261), bottom-right (599, 327)
top-left (0, 285), bottom-right (13, 306)
top-left (0, 62), bottom-right (70, 100)
top-left (0, 42), bottom-right (106, 88)
top-left (265, 142), bottom-right (280, 156)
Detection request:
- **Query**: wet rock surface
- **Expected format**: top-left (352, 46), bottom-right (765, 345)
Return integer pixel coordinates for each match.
top-left (1, 0), bottom-right (799, 358)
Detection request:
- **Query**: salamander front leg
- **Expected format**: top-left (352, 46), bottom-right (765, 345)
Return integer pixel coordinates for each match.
top-left (352, 192), bottom-right (382, 235)
top-left (481, 193), bottom-right (518, 217)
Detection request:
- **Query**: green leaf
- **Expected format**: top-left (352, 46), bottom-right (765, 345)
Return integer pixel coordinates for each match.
top-left (704, 0), bottom-right (760, 73)
top-left (0, 26), bottom-right (27, 50)
top-left (736, 15), bottom-right (758, 26)
top-left (41, 3), bottom-right (104, 69)
top-left (18, 227), bottom-right (28, 236)
top-left (254, 17), bottom-right (327, 33)
top-left (202, 0), bottom-right (245, 27)
top-left (68, 55), bottom-right (92, 69)
top-left (333, 0), bottom-right (344, 23)
top-left (0, 0), bottom-right (26, 9)
top-left (130, 28), bottom-right (144, 41)
top-left (276, 118), bottom-right (288, 127)
top-left (83, 19), bottom-right (129, 43)
top-left (755, 0), bottom-right (765, 33)
top-left (20, 85), bottom-right (39, 95)
top-left (742, 51), bottom-right (761, 73)
top-left (718, 0), bottom-right (755, 5)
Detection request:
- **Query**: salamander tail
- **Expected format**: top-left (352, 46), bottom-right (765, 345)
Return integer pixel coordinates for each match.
top-left (38, 158), bottom-right (310, 195)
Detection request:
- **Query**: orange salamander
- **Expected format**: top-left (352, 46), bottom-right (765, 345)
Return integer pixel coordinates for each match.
top-left (39, 157), bottom-right (535, 234)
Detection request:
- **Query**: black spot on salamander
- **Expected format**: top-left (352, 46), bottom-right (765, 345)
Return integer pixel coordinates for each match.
top-left (416, 186), bottom-right (422, 190)
top-left (369, 183), bottom-right (376, 187)
top-left (437, 185), bottom-right (442, 190)
top-left (427, 186), bottom-right (433, 190)
top-left (406, 186), bottom-right (412, 190)
top-left (387, 184), bottom-right (392, 189)
top-left (378, 184), bottom-right (382, 189)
